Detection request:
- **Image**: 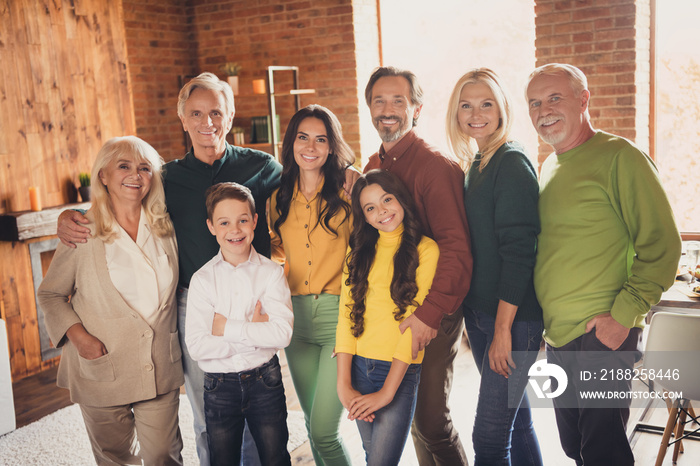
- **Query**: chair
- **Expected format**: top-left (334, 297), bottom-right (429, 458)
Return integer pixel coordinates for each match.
top-left (644, 312), bottom-right (700, 466)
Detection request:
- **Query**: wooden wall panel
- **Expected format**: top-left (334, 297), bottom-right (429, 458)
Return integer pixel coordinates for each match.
top-left (0, 0), bottom-right (135, 215)
top-left (0, 0), bottom-right (135, 381)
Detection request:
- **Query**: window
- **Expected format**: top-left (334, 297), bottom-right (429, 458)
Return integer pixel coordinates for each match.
top-left (654, 0), bottom-right (700, 232)
top-left (371, 0), bottom-right (538, 164)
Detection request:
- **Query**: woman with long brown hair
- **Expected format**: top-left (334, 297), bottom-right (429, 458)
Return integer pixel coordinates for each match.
top-left (270, 104), bottom-right (354, 465)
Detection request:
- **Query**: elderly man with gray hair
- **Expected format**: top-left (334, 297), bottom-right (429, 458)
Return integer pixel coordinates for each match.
top-left (58, 72), bottom-right (283, 466)
top-left (526, 63), bottom-right (681, 465)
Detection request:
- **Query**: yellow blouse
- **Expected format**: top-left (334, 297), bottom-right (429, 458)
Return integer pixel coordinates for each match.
top-left (269, 180), bottom-right (352, 296)
top-left (336, 226), bottom-right (440, 364)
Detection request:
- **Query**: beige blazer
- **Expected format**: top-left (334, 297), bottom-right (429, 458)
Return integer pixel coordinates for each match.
top-left (38, 215), bottom-right (184, 407)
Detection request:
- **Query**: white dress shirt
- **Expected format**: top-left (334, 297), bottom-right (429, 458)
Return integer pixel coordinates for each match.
top-left (185, 247), bottom-right (294, 373)
top-left (104, 208), bottom-right (173, 325)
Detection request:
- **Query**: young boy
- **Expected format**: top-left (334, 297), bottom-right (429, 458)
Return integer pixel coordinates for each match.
top-left (185, 182), bottom-right (294, 466)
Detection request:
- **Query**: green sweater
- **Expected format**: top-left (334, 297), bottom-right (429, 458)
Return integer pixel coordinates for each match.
top-left (463, 142), bottom-right (542, 321)
top-left (535, 131), bottom-right (681, 347)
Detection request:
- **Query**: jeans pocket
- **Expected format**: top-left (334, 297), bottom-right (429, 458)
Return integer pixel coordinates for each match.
top-left (203, 373), bottom-right (220, 392)
top-left (260, 364), bottom-right (283, 390)
top-left (583, 329), bottom-right (613, 351)
top-left (405, 365), bottom-right (422, 395)
top-left (527, 321), bottom-right (544, 350)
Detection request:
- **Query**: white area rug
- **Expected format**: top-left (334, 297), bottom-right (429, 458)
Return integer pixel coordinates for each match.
top-left (0, 395), bottom-right (306, 465)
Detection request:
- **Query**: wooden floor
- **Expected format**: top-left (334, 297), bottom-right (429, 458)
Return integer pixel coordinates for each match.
top-left (10, 336), bottom-right (700, 465)
top-left (12, 365), bottom-right (72, 429)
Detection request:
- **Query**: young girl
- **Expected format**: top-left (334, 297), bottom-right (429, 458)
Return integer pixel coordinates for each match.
top-left (270, 104), bottom-right (355, 465)
top-left (446, 68), bottom-right (543, 465)
top-left (335, 169), bottom-right (439, 466)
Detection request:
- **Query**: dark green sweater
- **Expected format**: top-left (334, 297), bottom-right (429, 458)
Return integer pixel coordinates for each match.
top-left (164, 143), bottom-right (282, 287)
top-left (462, 142), bottom-right (542, 321)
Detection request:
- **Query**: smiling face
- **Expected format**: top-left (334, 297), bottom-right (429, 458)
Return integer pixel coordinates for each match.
top-left (207, 198), bottom-right (258, 266)
top-left (98, 154), bottom-right (153, 206)
top-left (526, 72), bottom-right (590, 154)
top-left (293, 117), bottom-right (330, 175)
top-left (369, 76), bottom-right (422, 150)
top-left (457, 82), bottom-right (501, 149)
top-left (359, 183), bottom-right (405, 233)
top-left (180, 88), bottom-right (234, 163)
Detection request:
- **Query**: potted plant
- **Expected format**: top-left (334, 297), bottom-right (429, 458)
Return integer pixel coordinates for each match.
top-left (78, 172), bottom-right (91, 202)
top-left (219, 62), bottom-right (242, 95)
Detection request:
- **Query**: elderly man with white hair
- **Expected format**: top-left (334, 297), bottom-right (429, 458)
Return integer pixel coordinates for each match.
top-left (526, 63), bottom-right (681, 466)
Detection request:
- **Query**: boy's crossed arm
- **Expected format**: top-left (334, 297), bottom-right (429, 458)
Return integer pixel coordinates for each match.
top-left (212, 266), bottom-right (293, 349)
top-left (212, 301), bottom-right (267, 335)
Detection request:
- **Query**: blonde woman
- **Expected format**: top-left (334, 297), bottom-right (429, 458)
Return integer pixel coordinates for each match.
top-left (446, 69), bottom-right (543, 466)
top-left (39, 136), bottom-right (183, 465)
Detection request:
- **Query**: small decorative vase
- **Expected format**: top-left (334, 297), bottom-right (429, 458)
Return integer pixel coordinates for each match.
top-left (227, 76), bottom-right (239, 95)
top-left (78, 186), bottom-right (91, 202)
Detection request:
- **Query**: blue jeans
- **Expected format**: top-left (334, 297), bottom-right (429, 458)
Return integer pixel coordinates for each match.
top-left (177, 288), bottom-right (209, 466)
top-left (463, 307), bottom-right (544, 466)
top-left (352, 355), bottom-right (421, 466)
top-left (204, 355), bottom-right (291, 466)
top-left (177, 288), bottom-right (260, 466)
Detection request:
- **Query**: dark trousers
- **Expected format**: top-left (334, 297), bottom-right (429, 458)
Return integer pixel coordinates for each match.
top-left (546, 327), bottom-right (642, 466)
top-left (204, 355), bottom-right (291, 466)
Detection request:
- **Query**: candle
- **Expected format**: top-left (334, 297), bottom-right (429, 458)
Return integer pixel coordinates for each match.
top-left (29, 186), bottom-right (42, 211)
top-left (252, 79), bottom-right (266, 95)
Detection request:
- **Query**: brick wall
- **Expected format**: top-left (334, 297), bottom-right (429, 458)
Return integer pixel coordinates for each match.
top-left (186, 0), bottom-right (364, 158)
top-left (122, 0), bottom-right (196, 161)
top-left (533, 0), bottom-right (650, 164)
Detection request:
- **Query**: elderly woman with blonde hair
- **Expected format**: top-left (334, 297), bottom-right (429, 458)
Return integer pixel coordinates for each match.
top-left (39, 136), bottom-right (184, 465)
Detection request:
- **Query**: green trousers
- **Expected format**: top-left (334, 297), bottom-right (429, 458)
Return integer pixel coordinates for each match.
top-left (285, 294), bottom-right (351, 466)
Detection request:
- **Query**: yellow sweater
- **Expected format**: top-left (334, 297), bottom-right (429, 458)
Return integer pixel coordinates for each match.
top-left (269, 181), bottom-right (352, 296)
top-left (336, 226), bottom-right (439, 364)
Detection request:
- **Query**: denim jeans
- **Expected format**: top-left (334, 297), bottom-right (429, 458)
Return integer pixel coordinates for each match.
top-left (546, 327), bottom-right (642, 466)
top-left (177, 288), bottom-right (209, 466)
top-left (352, 355), bottom-right (421, 466)
top-left (177, 287), bottom-right (260, 466)
top-left (204, 355), bottom-right (291, 466)
top-left (463, 307), bottom-right (544, 466)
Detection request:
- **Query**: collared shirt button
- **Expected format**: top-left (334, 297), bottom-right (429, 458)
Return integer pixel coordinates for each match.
top-left (305, 281), bottom-right (308, 285)
top-left (144, 329), bottom-right (153, 338)
top-left (306, 204), bottom-right (310, 209)
top-left (304, 224), bottom-right (308, 228)
top-left (306, 243), bottom-right (309, 248)
top-left (308, 261), bottom-right (311, 265)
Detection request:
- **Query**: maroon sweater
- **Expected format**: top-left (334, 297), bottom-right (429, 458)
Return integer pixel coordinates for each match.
top-left (364, 130), bottom-right (472, 328)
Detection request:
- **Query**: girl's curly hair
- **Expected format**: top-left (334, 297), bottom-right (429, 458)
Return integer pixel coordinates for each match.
top-left (345, 169), bottom-right (423, 337)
